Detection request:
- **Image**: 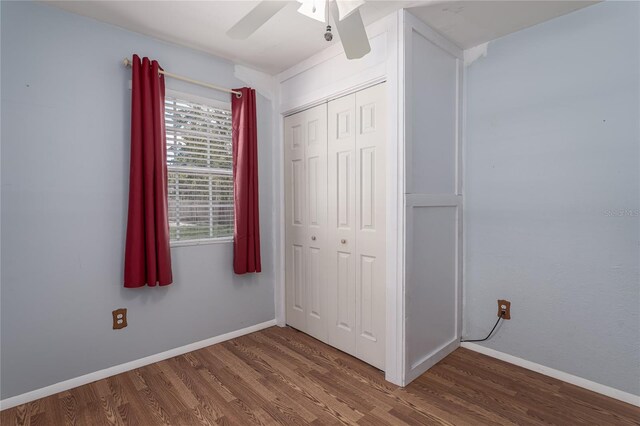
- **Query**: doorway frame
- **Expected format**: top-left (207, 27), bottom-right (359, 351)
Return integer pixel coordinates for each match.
top-left (273, 11), bottom-right (405, 385)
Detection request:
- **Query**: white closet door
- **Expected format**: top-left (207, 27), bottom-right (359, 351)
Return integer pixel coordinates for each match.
top-left (304, 104), bottom-right (328, 342)
top-left (327, 94), bottom-right (358, 355)
top-left (327, 83), bottom-right (386, 368)
top-left (354, 84), bottom-right (386, 369)
top-left (285, 84), bottom-right (386, 369)
top-left (284, 104), bottom-right (328, 341)
top-left (284, 111), bottom-right (307, 332)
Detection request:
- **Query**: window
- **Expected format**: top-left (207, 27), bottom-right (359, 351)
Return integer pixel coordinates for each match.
top-left (165, 92), bottom-right (234, 244)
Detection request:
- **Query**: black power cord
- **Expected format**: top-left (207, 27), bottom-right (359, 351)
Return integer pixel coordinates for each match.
top-left (461, 311), bottom-right (505, 343)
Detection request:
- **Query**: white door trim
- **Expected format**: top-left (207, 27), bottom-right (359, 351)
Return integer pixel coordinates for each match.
top-left (385, 10), bottom-right (404, 386)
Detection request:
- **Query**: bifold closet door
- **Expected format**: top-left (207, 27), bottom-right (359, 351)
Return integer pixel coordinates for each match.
top-left (354, 84), bottom-right (386, 369)
top-left (284, 103), bottom-right (328, 342)
top-left (327, 83), bottom-right (386, 370)
top-left (327, 94), bottom-right (357, 355)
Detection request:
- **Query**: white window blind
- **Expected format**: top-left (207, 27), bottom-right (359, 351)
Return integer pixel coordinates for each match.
top-left (165, 93), bottom-right (234, 243)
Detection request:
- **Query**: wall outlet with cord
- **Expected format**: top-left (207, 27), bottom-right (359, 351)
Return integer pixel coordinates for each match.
top-left (461, 299), bottom-right (511, 343)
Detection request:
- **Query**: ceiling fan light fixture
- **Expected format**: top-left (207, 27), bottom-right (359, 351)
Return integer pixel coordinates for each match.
top-left (297, 0), bottom-right (327, 23)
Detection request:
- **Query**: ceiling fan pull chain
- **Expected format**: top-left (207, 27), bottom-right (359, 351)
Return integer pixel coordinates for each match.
top-left (325, 0), bottom-right (329, 24)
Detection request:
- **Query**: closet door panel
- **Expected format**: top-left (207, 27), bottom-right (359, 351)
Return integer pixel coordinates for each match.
top-left (355, 83), bottom-right (386, 370)
top-left (285, 113), bottom-right (307, 331)
top-left (304, 104), bottom-right (328, 342)
top-left (291, 244), bottom-right (305, 312)
top-left (327, 94), bottom-right (357, 355)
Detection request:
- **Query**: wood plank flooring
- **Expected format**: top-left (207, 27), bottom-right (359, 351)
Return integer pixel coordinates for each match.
top-left (2, 326), bottom-right (638, 425)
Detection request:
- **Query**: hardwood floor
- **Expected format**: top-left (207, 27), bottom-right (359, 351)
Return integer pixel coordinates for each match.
top-left (2, 326), bottom-right (638, 425)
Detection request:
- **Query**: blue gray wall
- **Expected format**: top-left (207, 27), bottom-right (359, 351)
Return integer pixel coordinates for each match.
top-left (1, 1), bottom-right (275, 400)
top-left (464, 2), bottom-right (639, 396)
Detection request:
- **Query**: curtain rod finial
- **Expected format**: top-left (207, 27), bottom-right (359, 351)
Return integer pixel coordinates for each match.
top-left (123, 58), bottom-right (132, 68)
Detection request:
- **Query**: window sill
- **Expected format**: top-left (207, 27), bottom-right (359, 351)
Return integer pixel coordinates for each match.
top-left (170, 237), bottom-right (233, 248)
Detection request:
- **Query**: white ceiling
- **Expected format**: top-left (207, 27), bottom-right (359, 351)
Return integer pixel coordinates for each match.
top-left (45, 0), bottom-right (597, 75)
top-left (408, 1), bottom-right (597, 49)
top-left (45, 0), bottom-right (420, 74)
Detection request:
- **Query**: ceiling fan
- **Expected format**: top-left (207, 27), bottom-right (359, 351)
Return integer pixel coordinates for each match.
top-left (227, 0), bottom-right (371, 60)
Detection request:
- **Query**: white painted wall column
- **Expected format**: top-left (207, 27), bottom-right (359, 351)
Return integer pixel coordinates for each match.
top-left (401, 10), bottom-right (464, 385)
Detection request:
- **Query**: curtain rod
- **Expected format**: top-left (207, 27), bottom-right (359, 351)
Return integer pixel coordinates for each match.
top-left (122, 58), bottom-right (242, 97)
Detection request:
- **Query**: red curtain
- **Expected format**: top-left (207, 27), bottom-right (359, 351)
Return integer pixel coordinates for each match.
top-left (124, 54), bottom-right (173, 288)
top-left (232, 88), bottom-right (262, 274)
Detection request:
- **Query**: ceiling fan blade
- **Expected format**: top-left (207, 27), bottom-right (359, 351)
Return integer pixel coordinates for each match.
top-left (331, 6), bottom-right (371, 59)
top-left (227, 1), bottom-right (289, 39)
top-left (336, 0), bottom-right (365, 21)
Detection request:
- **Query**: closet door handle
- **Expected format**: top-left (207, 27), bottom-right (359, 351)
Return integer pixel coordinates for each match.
top-left (341, 239), bottom-right (347, 244)
top-left (311, 236), bottom-right (316, 241)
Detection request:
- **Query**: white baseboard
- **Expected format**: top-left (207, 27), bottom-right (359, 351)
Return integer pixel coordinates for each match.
top-left (461, 342), bottom-right (640, 407)
top-left (0, 319), bottom-right (277, 411)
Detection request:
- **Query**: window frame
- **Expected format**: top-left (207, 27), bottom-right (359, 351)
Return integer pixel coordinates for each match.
top-left (164, 89), bottom-right (234, 247)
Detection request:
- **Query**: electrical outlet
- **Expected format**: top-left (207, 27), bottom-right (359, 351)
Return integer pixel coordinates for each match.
top-left (497, 300), bottom-right (511, 320)
top-left (112, 308), bottom-right (127, 329)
